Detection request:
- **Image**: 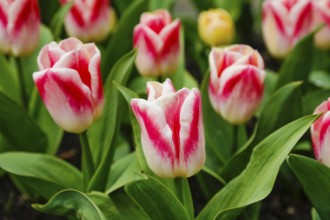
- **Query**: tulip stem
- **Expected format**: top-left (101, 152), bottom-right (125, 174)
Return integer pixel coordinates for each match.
top-left (79, 131), bottom-right (94, 191)
top-left (232, 125), bottom-right (239, 155)
top-left (174, 177), bottom-right (194, 219)
top-left (15, 57), bottom-right (28, 109)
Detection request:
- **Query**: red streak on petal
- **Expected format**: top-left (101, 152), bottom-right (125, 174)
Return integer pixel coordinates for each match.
top-left (133, 26), bottom-right (158, 59)
top-left (68, 50), bottom-right (92, 90)
top-left (183, 92), bottom-right (201, 163)
top-left (132, 103), bottom-right (175, 165)
top-left (70, 4), bottom-right (85, 27)
top-left (0, 4), bottom-right (7, 26)
top-left (319, 117), bottom-right (330, 150)
top-left (14, 0), bottom-right (39, 32)
top-left (90, 0), bottom-right (108, 22)
top-left (293, 2), bottom-right (312, 39)
top-left (160, 21), bottom-right (180, 57)
top-left (268, 5), bottom-right (286, 36)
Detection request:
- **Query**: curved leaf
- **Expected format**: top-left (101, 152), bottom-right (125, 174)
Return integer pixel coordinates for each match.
top-left (0, 152), bottom-right (83, 190)
top-left (125, 175), bottom-right (190, 220)
top-left (33, 189), bottom-right (106, 220)
top-left (287, 154), bottom-right (330, 219)
top-left (196, 114), bottom-right (318, 220)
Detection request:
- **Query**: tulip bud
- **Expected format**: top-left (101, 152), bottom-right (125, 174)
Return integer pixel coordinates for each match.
top-left (198, 8), bottom-right (235, 46)
top-left (131, 79), bottom-right (205, 178)
top-left (61, 0), bottom-right (112, 42)
top-left (0, 0), bottom-right (40, 56)
top-left (262, 0), bottom-right (313, 58)
top-left (311, 99), bottom-right (330, 167)
top-left (133, 9), bottom-right (181, 77)
top-left (312, 0), bottom-right (330, 49)
top-left (208, 45), bottom-right (265, 124)
top-left (33, 37), bottom-right (104, 133)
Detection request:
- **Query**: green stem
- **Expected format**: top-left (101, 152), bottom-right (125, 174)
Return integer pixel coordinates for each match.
top-left (15, 57), bottom-right (27, 109)
top-left (79, 131), bottom-right (95, 191)
top-left (174, 177), bottom-right (194, 219)
top-left (232, 125), bottom-right (239, 155)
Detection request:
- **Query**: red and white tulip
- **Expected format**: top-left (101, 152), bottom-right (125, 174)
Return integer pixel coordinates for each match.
top-left (133, 9), bottom-right (181, 77)
top-left (0, 0), bottom-right (40, 56)
top-left (262, 0), bottom-right (313, 58)
top-left (131, 79), bottom-right (205, 178)
top-left (33, 37), bottom-right (104, 133)
top-left (61, 0), bottom-right (112, 42)
top-left (312, 0), bottom-right (330, 49)
top-left (311, 99), bottom-right (330, 167)
top-left (208, 45), bottom-right (265, 124)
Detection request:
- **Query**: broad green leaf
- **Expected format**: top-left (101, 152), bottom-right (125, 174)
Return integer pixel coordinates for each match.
top-left (87, 50), bottom-right (136, 191)
top-left (0, 152), bottom-right (83, 190)
top-left (303, 89), bottom-right (330, 115)
top-left (311, 208), bottom-right (322, 220)
top-left (33, 189), bottom-right (106, 220)
top-left (183, 71), bottom-right (199, 89)
top-left (111, 192), bottom-right (150, 220)
top-left (0, 92), bottom-right (47, 152)
top-left (128, 76), bottom-right (154, 95)
top-left (102, 0), bottom-right (147, 79)
top-left (49, 2), bottom-right (72, 39)
top-left (288, 154), bottom-right (330, 219)
top-left (125, 175), bottom-right (190, 220)
top-left (21, 25), bottom-right (54, 100)
top-left (105, 153), bottom-right (143, 194)
top-left (276, 31), bottom-right (314, 90)
top-left (309, 70), bottom-right (330, 89)
top-left (0, 55), bottom-right (19, 103)
top-left (214, 0), bottom-right (244, 21)
top-left (149, 0), bottom-right (174, 10)
top-left (112, 0), bottom-right (135, 16)
top-left (196, 114), bottom-right (318, 220)
top-left (221, 82), bottom-right (303, 181)
top-left (87, 191), bottom-right (120, 220)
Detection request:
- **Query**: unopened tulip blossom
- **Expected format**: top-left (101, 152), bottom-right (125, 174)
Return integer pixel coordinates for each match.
top-left (131, 79), bottom-right (205, 178)
top-left (311, 98), bottom-right (330, 167)
top-left (33, 38), bottom-right (104, 133)
top-left (0, 0), bottom-right (40, 56)
top-left (262, 0), bottom-right (313, 58)
top-left (198, 8), bottom-right (235, 46)
top-left (133, 9), bottom-right (181, 77)
top-left (208, 45), bottom-right (265, 124)
top-left (312, 0), bottom-right (330, 49)
top-left (61, 0), bottom-right (112, 42)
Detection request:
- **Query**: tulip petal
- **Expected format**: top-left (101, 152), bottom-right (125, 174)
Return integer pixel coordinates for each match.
top-left (33, 68), bottom-right (94, 133)
top-left (146, 79), bottom-right (176, 101)
top-left (131, 98), bottom-right (176, 178)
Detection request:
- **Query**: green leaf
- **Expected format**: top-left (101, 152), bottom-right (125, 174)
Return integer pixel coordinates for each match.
top-left (149, 0), bottom-right (174, 10)
top-left (125, 175), bottom-right (190, 220)
top-left (105, 153), bottom-right (143, 194)
top-left (170, 28), bottom-right (185, 89)
top-left (221, 81), bottom-right (303, 181)
top-left (87, 50), bottom-right (137, 191)
top-left (87, 191), bottom-right (120, 220)
top-left (190, 0), bottom-right (214, 11)
top-left (311, 208), bottom-right (322, 220)
top-left (0, 55), bottom-right (19, 103)
top-left (33, 189), bottom-right (106, 220)
top-left (288, 154), bottom-right (330, 219)
top-left (183, 71), bottom-right (199, 89)
top-left (0, 152), bottom-right (83, 191)
top-left (0, 92), bottom-right (47, 152)
top-left (111, 192), bottom-right (150, 219)
top-left (214, 0), bottom-right (244, 21)
top-left (309, 70), bottom-right (330, 89)
top-left (276, 31), bottom-right (315, 90)
top-left (49, 2), bottom-right (73, 39)
top-left (196, 114), bottom-right (318, 220)
top-left (102, 0), bottom-right (147, 79)
top-left (303, 89), bottom-right (330, 115)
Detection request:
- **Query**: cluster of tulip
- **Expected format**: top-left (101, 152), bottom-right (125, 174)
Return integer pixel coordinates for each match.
top-left (1, 0), bottom-right (330, 219)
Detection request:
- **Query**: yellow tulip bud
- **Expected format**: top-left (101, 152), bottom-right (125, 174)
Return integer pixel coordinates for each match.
top-left (198, 8), bottom-right (235, 46)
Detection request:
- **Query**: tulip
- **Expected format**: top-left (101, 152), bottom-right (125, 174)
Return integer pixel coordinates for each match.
top-left (133, 9), bottom-right (181, 77)
top-left (0, 0), bottom-right (40, 56)
top-left (311, 99), bottom-right (330, 167)
top-left (262, 0), bottom-right (313, 58)
top-left (33, 37), bottom-right (104, 133)
top-left (312, 0), bottom-right (330, 49)
top-left (208, 45), bottom-right (265, 124)
top-left (61, 0), bottom-right (112, 42)
top-left (131, 79), bottom-right (205, 178)
top-left (198, 8), bottom-right (235, 46)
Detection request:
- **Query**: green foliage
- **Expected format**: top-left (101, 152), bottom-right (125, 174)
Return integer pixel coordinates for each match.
top-left (288, 154), bottom-right (330, 219)
top-left (197, 114), bottom-right (318, 219)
